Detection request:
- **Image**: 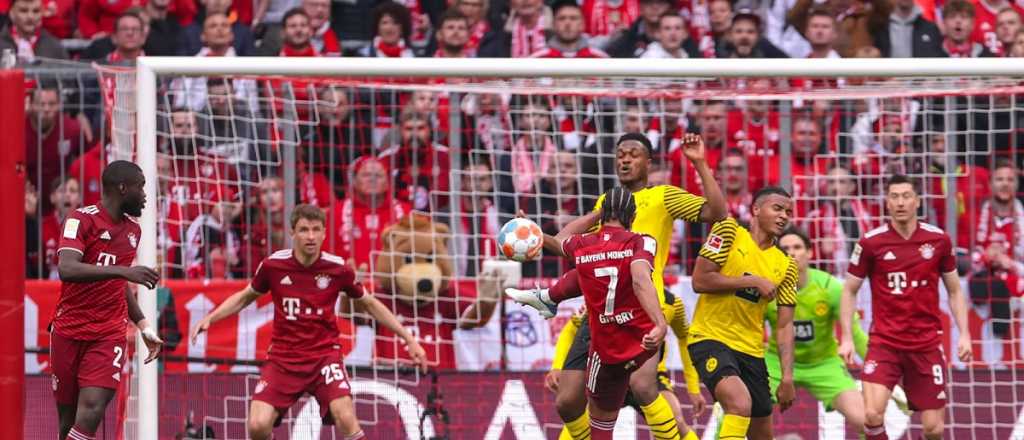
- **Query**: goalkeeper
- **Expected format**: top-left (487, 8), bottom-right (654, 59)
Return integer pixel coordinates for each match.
top-left (766, 228), bottom-right (868, 431)
top-left (546, 290), bottom-right (706, 440)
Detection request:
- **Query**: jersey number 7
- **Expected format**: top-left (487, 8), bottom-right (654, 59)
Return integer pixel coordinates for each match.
top-left (595, 267), bottom-right (619, 316)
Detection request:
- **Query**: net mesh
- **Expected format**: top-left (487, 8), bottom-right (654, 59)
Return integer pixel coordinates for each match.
top-left (84, 64), bottom-right (1024, 439)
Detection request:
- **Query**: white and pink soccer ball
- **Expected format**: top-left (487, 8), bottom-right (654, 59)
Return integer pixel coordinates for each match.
top-left (497, 218), bottom-right (544, 262)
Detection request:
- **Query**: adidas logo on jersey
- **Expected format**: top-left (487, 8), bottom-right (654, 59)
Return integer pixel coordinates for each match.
top-left (937, 391), bottom-right (946, 400)
top-left (281, 276), bottom-right (293, 285)
top-left (100, 231), bottom-right (112, 240)
top-left (883, 251), bottom-right (896, 260)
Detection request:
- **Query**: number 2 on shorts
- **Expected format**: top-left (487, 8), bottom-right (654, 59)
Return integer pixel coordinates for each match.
top-left (113, 346), bottom-right (124, 369)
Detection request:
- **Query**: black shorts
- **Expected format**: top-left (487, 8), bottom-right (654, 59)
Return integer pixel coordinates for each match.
top-left (688, 340), bottom-right (772, 418)
top-left (563, 318), bottom-right (592, 371)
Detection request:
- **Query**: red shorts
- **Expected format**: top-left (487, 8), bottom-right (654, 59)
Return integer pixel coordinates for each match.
top-left (253, 353), bottom-right (352, 424)
top-left (585, 349), bottom-right (656, 412)
top-left (862, 343), bottom-right (947, 410)
top-left (50, 332), bottom-right (128, 405)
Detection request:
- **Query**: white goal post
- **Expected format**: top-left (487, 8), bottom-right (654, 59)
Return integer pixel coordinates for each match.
top-left (133, 56), bottom-right (1024, 439)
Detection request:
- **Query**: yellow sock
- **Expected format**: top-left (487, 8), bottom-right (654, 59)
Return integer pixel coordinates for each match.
top-left (683, 429), bottom-right (699, 440)
top-left (563, 409), bottom-right (591, 440)
top-left (640, 394), bottom-right (681, 440)
top-left (719, 414), bottom-right (751, 439)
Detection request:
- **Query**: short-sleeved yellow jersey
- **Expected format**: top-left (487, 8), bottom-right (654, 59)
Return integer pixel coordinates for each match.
top-left (593, 185), bottom-right (706, 303)
top-left (688, 217), bottom-right (798, 358)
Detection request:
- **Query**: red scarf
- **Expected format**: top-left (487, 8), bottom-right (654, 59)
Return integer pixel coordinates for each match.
top-left (943, 38), bottom-right (973, 57)
top-left (373, 36), bottom-right (412, 57)
top-left (467, 20), bottom-right (489, 55)
top-left (280, 44), bottom-right (318, 57)
top-left (585, 0), bottom-right (638, 36)
top-left (512, 135), bottom-right (556, 193)
top-left (512, 14), bottom-right (547, 58)
top-left (11, 28), bottom-right (39, 61)
top-left (316, 23), bottom-right (342, 56)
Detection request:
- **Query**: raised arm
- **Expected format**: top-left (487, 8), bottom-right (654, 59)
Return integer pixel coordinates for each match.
top-left (58, 250), bottom-right (160, 289)
top-left (679, 134), bottom-right (727, 223)
top-left (942, 270), bottom-right (973, 362)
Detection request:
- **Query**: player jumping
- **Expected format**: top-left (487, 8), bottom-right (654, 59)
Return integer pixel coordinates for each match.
top-left (688, 187), bottom-right (799, 440)
top-left (509, 132), bottom-right (725, 440)
top-left (553, 187), bottom-right (668, 439)
top-left (766, 227), bottom-right (869, 432)
top-left (838, 175), bottom-right (973, 440)
top-left (190, 204), bottom-right (428, 440)
top-left (52, 160), bottom-right (164, 440)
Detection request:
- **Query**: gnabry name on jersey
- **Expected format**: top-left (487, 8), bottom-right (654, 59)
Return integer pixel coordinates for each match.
top-left (576, 249), bottom-right (634, 265)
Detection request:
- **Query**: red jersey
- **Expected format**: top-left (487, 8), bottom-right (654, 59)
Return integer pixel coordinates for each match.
top-left (847, 222), bottom-right (956, 351)
top-left (69, 143), bottom-right (106, 208)
top-left (330, 197), bottom-right (411, 270)
top-left (529, 46), bottom-right (609, 58)
top-left (562, 226), bottom-right (657, 364)
top-left (250, 249), bottom-right (364, 361)
top-left (52, 205), bottom-right (142, 341)
top-left (971, 0), bottom-right (1024, 55)
top-left (581, 0), bottom-right (638, 36)
top-left (373, 281), bottom-right (477, 370)
top-left (973, 199), bottom-right (1024, 296)
top-left (726, 109), bottom-right (780, 157)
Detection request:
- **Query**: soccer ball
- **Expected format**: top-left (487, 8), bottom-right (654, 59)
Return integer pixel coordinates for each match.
top-left (497, 218), bottom-right (544, 262)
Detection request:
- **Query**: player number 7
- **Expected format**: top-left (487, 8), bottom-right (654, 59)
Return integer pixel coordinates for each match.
top-left (321, 363), bottom-right (345, 385)
top-left (595, 267), bottom-right (618, 316)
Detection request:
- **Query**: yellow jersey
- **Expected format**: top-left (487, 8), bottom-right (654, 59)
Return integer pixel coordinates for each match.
top-left (688, 217), bottom-right (798, 358)
top-left (593, 185), bottom-right (707, 303)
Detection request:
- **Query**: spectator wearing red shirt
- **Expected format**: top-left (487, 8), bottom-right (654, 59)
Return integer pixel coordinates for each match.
top-left (41, 0), bottom-right (76, 38)
top-left (970, 160), bottom-right (1024, 337)
top-left (502, 0), bottom-right (553, 57)
top-left (304, 0), bottom-right (340, 56)
top-left (943, 0), bottom-right (996, 56)
top-left (971, 0), bottom-right (1024, 53)
top-left (40, 176), bottom-right (81, 279)
top-left (236, 177), bottom-right (287, 276)
top-left (275, 8), bottom-right (318, 56)
top-left (995, 7), bottom-right (1022, 55)
top-left (727, 78), bottom-right (781, 157)
top-left (78, 0), bottom-right (194, 38)
top-left (496, 98), bottom-right (558, 214)
top-left (925, 135), bottom-right (992, 249)
top-left (762, 118), bottom-right (833, 200)
top-left (0, 0), bottom-right (68, 61)
top-left (68, 140), bottom-right (107, 208)
top-left (531, 1), bottom-right (609, 57)
top-left (379, 110), bottom-right (451, 212)
top-left (25, 85), bottom-right (83, 206)
top-left (581, 0), bottom-right (638, 48)
top-left (331, 157), bottom-right (411, 272)
top-left (357, 2), bottom-right (415, 57)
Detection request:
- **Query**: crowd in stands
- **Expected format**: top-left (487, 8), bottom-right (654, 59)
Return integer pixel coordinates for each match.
top-left (18, 0), bottom-right (1024, 342)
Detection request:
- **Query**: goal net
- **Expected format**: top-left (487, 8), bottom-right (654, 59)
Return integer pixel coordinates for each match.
top-left (84, 58), bottom-right (1024, 439)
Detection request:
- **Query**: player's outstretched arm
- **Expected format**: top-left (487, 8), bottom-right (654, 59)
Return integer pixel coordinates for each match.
top-left (942, 270), bottom-right (974, 362)
top-left (838, 275), bottom-right (865, 365)
top-left (190, 285), bottom-right (263, 343)
top-left (126, 288), bottom-right (164, 363)
top-left (356, 294), bottom-right (430, 370)
top-left (542, 210), bottom-right (601, 257)
top-left (632, 261), bottom-right (668, 351)
top-left (57, 249), bottom-right (160, 289)
top-left (680, 133), bottom-right (727, 223)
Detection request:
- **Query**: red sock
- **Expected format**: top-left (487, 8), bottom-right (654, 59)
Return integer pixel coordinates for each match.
top-left (589, 417), bottom-right (616, 440)
top-left (548, 269), bottom-right (581, 303)
top-left (67, 425), bottom-right (96, 440)
top-left (865, 424), bottom-right (888, 440)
